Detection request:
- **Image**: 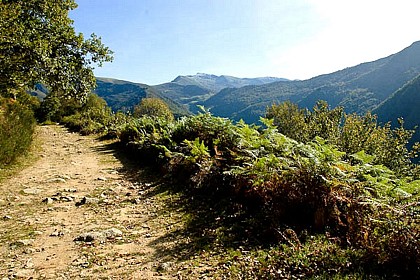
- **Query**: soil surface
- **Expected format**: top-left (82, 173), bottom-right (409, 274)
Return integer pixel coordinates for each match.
top-left (0, 125), bottom-right (209, 279)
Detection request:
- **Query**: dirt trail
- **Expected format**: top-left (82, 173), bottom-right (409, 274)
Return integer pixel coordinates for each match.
top-left (0, 125), bottom-right (190, 279)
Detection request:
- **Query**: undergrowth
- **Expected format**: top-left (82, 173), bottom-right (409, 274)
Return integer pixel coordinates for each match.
top-left (0, 98), bottom-right (36, 167)
top-left (61, 104), bottom-right (419, 278)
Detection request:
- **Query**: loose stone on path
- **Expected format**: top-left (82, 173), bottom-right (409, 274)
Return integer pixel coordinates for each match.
top-left (74, 228), bottom-right (123, 243)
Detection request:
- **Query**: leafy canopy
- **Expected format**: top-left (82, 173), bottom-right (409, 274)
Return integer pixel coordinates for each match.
top-left (266, 100), bottom-right (419, 174)
top-left (0, 0), bottom-right (113, 101)
top-left (133, 97), bottom-right (174, 121)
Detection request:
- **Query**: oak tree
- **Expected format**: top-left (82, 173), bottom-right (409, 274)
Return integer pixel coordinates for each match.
top-left (0, 0), bottom-right (113, 102)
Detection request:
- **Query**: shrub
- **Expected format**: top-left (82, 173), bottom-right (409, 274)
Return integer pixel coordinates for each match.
top-left (60, 93), bottom-right (112, 135)
top-left (133, 97), bottom-right (174, 121)
top-left (0, 98), bottom-right (36, 165)
top-left (111, 108), bottom-right (419, 277)
top-left (267, 101), bottom-right (419, 175)
top-left (118, 116), bottom-right (175, 165)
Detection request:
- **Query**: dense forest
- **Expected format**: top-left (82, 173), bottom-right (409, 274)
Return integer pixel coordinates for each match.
top-left (1, 0), bottom-right (419, 279)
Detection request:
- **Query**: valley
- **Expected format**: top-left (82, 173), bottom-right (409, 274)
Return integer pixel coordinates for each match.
top-left (94, 41), bottom-right (420, 133)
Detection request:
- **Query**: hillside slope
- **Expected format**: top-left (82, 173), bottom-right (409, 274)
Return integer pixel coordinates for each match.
top-left (153, 73), bottom-right (287, 113)
top-left (203, 41), bottom-right (420, 123)
top-left (374, 74), bottom-right (420, 145)
top-left (95, 77), bottom-right (189, 117)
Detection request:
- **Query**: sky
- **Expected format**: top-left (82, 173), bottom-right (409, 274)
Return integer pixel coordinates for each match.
top-left (70, 0), bottom-right (420, 85)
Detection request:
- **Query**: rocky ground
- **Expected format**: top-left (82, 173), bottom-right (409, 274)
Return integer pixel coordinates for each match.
top-left (0, 125), bottom-right (217, 279)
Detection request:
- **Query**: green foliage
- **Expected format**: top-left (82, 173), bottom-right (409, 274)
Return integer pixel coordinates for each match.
top-left (60, 93), bottom-right (113, 135)
top-left (117, 116), bottom-right (175, 165)
top-left (266, 101), bottom-right (308, 141)
top-left (307, 101), bottom-right (343, 143)
top-left (0, 97), bottom-right (36, 165)
top-left (183, 138), bottom-right (210, 163)
top-left (172, 108), bottom-right (238, 155)
top-left (133, 98), bottom-right (174, 121)
top-left (0, 0), bottom-right (113, 103)
top-left (112, 109), bottom-right (419, 277)
top-left (267, 101), bottom-right (419, 175)
top-left (223, 235), bottom-right (368, 279)
top-left (266, 100), bottom-right (343, 143)
top-left (94, 78), bottom-right (190, 117)
top-left (0, 0), bottom-right (112, 164)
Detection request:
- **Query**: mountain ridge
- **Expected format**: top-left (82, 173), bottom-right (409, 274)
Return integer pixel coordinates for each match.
top-left (148, 73), bottom-right (288, 113)
top-left (202, 41), bottom-right (420, 122)
top-left (93, 41), bottom-right (420, 136)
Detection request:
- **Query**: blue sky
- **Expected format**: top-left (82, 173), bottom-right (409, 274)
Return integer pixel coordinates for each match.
top-left (70, 0), bottom-right (420, 85)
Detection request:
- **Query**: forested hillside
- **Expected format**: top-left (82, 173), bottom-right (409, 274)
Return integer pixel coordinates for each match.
top-left (95, 74), bottom-right (286, 114)
top-left (94, 77), bottom-right (189, 117)
top-left (203, 41), bottom-right (420, 123)
top-left (374, 74), bottom-right (420, 145)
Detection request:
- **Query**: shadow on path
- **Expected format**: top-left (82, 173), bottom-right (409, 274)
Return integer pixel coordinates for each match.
top-left (92, 139), bottom-right (270, 264)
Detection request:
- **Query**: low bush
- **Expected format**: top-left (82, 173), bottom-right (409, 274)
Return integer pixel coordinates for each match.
top-left (60, 101), bottom-right (418, 277)
top-left (267, 101), bottom-right (420, 175)
top-left (115, 111), bottom-right (419, 277)
top-left (60, 93), bottom-right (113, 135)
top-left (0, 98), bottom-right (36, 166)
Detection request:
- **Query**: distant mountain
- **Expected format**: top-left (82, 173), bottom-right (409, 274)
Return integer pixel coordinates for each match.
top-left (171, 73), bottom-right (287, 92)
top-left (374, 74), bottom-right (420, 145)
top-left (203, 41), bottom-right (420, 123)
top-left (153, 73), bottom-right (287, 113)
top-left (94, 77), bottom-right (189, 117)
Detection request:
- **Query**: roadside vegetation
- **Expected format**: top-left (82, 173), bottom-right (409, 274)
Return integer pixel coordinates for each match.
top-left (53, 98), bottom-right (419, 278)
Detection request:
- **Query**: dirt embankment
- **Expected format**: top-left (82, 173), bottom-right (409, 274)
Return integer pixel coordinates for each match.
top-left (0, 125), bottom-right (194, 279)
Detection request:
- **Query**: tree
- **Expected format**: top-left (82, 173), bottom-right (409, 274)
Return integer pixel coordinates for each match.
top-left (266, 101), bottom-right (308, 141)
top-left (0, 0), bottom-right (113, 102)
top-left (133, 98), bottom-right (174, 121)
top-left (306, 100), bottom-right (343, 142)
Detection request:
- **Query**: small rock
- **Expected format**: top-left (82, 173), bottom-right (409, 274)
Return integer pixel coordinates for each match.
top-left (12, 239), bottom-right (34, 247)
top-left (74, 228), bottom-right (122, 243)
top-left (75, 197), bottom-right (99, 206)
top-left (130, 198), bottom-right (141, 204)
top-left (60, 196), bottom-right (73, 202)
top-left (22, 188), bottom-right (41, 195)
top-left (74, 231), bottom-right (106, 243)
top-left (3, 215), bottom-right (12, 220)
top-left (42, 198), bottom-right (54, 204)
top-left (97, 177), bottom-right (107, 181)
top-left (103, 228), bottom-right (123, 239)
top-left (46, 178), bottom-right (66, 183)
top-left (50, 230), bottom-right (64, 237)
top-left (12, 269), bottom-right (35, 278)
top-left (24, 248), bottom-right (36, 254)
top-left (25, 259), bottom-right (34, 269)
top-left (59, 175), bottom-right (71, 180)
top-left (64, 188), bottom-right (77, 193)
top-left (157, 262), bottom-right (173, 272)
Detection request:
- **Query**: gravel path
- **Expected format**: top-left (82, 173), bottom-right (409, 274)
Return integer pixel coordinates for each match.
top-left (0, 125), bottom-right (187, 279)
